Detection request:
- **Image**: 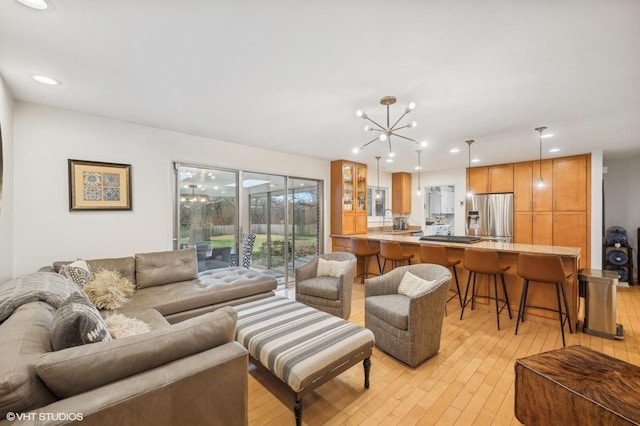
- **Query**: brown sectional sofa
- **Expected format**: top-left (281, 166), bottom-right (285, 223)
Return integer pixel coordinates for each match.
top-left (0, 248), bottom-right (278, 425)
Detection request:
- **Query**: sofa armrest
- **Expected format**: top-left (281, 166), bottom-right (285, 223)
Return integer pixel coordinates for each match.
top-left (2, 342), bottom-right (248, 426)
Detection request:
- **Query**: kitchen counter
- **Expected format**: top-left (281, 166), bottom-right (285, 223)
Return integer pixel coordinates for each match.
top-left (349, 232), bottom-right (581, 258)
top-left (332, 233), bottom-right (581, 327)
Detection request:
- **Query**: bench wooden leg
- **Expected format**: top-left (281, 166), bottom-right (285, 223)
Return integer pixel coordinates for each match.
top-left (363, 357), bottom-right (371, 388)
top-left (294, 399), bottom-right (303, 426)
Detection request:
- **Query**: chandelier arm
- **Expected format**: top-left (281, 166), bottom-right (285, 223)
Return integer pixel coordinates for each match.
top-left (393, 124), bottom-right (414, 131)
top-left (360, 136), bottom-right (381, 149)
top-left (390, 111), bottom-right (408, 130)
top-left (391, 133), bottom-right (418, 143)
top-left (364, 116), bottom-right (386, 131)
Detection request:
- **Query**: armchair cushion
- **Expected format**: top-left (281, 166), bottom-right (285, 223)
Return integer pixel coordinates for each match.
top-left (316, 258), bottom-right (350, 278)
top-left (297, 276), bottom-right (340, 300)
top-left (398, 272), bottom-right (439, 298)
top-left (365, 294), bottom-right (409, 330)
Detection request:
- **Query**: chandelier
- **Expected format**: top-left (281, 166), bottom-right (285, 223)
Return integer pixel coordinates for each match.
top-left (352, 96), bottom-right (427, 161)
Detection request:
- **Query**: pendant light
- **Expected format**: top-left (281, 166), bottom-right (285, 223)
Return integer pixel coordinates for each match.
top-left (415, 149), bottom-right (422, 195)
top-left (534, 127), bottom-right (547, 188)
top-left (375, 156), bottom-right (381, 199)
top-left (465, 140), bottom-right (474, 197)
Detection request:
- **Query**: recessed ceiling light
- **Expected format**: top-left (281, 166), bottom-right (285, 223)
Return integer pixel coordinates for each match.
top-left (541, 133), bottom-right (554, 139)
top-left (16, 0), bottom-right (53, 10)
top-left (30, 74), bottom-right (61, 86)
top-left (471, 158), bottom-right (480, 163)
top-left (449, 148), bottom-right (460, 153)
top-left (549, 148), bottom-right (560, 153)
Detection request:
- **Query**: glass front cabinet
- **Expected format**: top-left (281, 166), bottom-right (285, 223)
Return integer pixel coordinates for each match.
top-left (331, 160), bottom-right (368, 234)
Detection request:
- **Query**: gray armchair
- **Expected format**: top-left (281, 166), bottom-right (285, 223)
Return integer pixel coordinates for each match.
top-left (295, 252), bottom-right (356, 319)
top-left (365, 264), bottom-right (451, 367)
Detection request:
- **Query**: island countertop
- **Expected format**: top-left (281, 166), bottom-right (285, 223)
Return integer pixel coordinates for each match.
top-left (331, 233), bottom-right (582, 327)
top-left (331, 233), bottom-right (581, 258)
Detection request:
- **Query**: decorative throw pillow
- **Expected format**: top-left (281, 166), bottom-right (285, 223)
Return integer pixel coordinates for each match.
top-left (50, 293), bottom-right (112, 351)
top-left (59, 260), bottom-right (95, 288)
top-left (82, 269), bottom-right (135, 310)
top-left (104, 313), bottom-right (151, 339)
top-left (316, 258), bottom-right (350, 278)
top-left (397, 271), bottom-right (439, 298)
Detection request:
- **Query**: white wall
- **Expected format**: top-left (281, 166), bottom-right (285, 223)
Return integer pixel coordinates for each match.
top-left (590, 151), bottom-right (603, 269)
top-left (604, 154), bottom-right (640, 281)
top-left (0, 75), bottom-right (14, 283)
top-left (13, 102), bottom-right (330, 275)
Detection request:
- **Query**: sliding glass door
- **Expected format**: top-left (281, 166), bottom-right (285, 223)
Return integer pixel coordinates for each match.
top-left (174, 163), bottom-right (239, 272)
top-left (174, 164), bottom-right (322, 284)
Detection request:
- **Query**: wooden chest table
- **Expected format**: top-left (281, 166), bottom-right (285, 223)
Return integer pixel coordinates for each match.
top-left (515, 345), bottom-right (640, 425)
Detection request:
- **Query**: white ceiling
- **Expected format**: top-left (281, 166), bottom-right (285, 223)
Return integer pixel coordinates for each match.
top-left (1, 0), bottom-right (639, 173)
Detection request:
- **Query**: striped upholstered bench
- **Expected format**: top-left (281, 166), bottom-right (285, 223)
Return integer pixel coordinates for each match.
top-left (234, 296), bottom-right (374, 426)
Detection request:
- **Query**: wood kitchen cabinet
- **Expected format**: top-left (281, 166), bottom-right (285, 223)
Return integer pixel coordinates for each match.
top-left (514, 162), bottom-right (533, 212)
top-left (554, 212), bottom-right (588, 264)
top-left (331, 160), bottom-right (368, 235)
top-left (513, 211), bottom-right (552, 245)
top-left (467, 164), bottom-right (513, 194)
top-left (532, 159), bottom-right (553, 211)
top-left (392, 172), bottom-right (412, 214)
top-left (553, 155), bottom-right (588, 211)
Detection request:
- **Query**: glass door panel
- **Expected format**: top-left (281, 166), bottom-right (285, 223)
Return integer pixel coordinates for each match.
top-left (288, 178), bottom-right (321, 283)
top-left (245, 172), bottom-right (286, 279)
top-left (355, 163), bottom-right (367, 212)
top-left (175, 164), bottom-right (238, 272)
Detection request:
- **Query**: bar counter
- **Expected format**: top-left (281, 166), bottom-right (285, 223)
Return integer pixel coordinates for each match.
top-left (331, 233), bottom-right (582, 327)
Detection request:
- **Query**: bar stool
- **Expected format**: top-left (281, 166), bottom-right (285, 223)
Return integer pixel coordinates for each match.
top-left (460, 248), bottom-right (513, 330)
top-left (351, 238), bottom-right (382, 283)
top-left (379, 241), bottom-right (414, 272)
top-left (515, 253), bottom-right (573, 346)
top-left (419, 245), bottom-right (462, 308)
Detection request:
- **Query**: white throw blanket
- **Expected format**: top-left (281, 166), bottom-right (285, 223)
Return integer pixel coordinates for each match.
top-left (0, 272), bottom-right (79, 322)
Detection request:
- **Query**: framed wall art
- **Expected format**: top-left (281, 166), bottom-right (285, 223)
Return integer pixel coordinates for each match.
top-left (68, 159), bottom-right (132, 211)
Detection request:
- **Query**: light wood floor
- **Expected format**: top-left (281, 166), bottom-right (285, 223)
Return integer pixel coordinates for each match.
top-left (247, 283), bottom-right (640, 425)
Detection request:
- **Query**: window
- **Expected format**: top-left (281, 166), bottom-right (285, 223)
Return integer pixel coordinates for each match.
top-left (367, 187), bottom-right (387, 217)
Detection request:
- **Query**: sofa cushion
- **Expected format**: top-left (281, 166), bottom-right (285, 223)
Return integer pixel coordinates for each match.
top-left (50, 293), bottom-right (112, 351)
top-left (36, 306), bottom-right (237, 398)
top-left (135, 249), bottom-right (197, 288)
top-left (59, 260), bottom-right (95, 288)
top-left (0, 302), bottom-right (57, 418)
top-left (397, 271), bottom-right (439, 298)
top-left (118, 267), bottom-right (277, 316)
top-left (82, 269), bottom-right (135, 310)
top-left (316, 258), bottom-right (350, 278)
top-left (104, 313), bottom-right (151, 338)
top-left (87, 256), bottom-right (136, 286)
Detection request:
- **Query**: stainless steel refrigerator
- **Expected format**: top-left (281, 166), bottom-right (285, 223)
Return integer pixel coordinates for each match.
top-left (465, 193), bottom-right (514, 241)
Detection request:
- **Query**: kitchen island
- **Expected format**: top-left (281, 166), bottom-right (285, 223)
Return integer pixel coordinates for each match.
top-left (332, 233), bottom-right (582, 327)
